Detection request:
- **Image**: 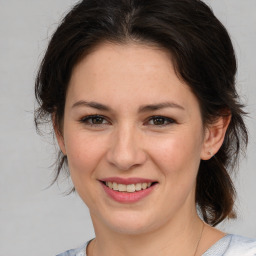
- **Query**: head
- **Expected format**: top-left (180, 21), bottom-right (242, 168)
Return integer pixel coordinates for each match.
top-left (35, 0), bottom-right (247, 228)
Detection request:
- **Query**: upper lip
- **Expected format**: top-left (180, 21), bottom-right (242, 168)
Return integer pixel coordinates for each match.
top-left (100, 177), bottom-right (157, 185)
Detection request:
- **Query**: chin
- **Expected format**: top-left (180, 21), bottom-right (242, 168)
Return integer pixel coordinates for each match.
top-left (101, 211), bottom-right (158, 235)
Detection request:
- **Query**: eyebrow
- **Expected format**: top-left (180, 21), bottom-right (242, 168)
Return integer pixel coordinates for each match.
top-left (72, 100), bottom-right (185, 112)
top-left (72, 101), bottom-right (111, 111)
top-left (138, 102), bottom-right (185, 112)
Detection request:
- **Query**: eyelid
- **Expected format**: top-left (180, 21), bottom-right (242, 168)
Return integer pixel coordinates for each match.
top-left (79, 114), bottom-right (176, 127)
top-left (145, 115), bottom-right (176, 126)
top-left (79, 114), bottom-right (111, 126)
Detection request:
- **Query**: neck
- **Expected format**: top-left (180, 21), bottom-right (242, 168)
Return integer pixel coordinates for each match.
top-left (90, 210), bottom-right (203, 256)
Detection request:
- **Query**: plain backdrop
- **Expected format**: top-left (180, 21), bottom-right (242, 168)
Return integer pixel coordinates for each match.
top-left (0, 1), bottom-right (255, 255)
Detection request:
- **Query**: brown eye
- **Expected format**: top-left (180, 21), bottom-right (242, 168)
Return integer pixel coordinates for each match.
top-left (91, 116), bottom-right (104, 124)
top-left (147, 116), bottom-right (175, 126)
top-left (152, 117), bottom-right (166, 125)
top-left (80, 115), bottom-right (109, 126)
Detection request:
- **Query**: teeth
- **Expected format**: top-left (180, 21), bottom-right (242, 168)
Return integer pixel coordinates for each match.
top-left (118, 184), bottom-right (126, 192)
top-left (107, 181), bottom-right (113, 189)
top-left (113, 182), bottom-right (118, 190)
top-left (127, 184), bottom-right (135, 192)
top-left (135, 183), bottom-right (142, 191)
top-left (105, 181), bottom-right (153, 192)
top-left (142, 183), bottom-right (148, 190)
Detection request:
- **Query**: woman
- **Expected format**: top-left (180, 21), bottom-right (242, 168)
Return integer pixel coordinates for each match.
top-left (35, 0), bottom-right (256, 255)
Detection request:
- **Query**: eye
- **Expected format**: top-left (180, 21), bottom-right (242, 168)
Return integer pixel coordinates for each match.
top-left (147, 116), bottom-right (175, 126)
top-left (80, 115), bottom-right (110, 126)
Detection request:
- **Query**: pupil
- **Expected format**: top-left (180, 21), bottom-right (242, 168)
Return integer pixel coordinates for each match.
top-left (92, 117), bottom-right (103, 124)
top-left (154, 117), bottom-right (164, 125)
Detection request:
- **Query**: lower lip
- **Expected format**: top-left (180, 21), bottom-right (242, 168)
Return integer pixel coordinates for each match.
top-left (101, 183), bottom-right (156, 203)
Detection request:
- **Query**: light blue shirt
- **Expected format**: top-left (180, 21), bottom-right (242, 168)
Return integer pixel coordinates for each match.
top-left (56, 234), bottom-right (256, 256)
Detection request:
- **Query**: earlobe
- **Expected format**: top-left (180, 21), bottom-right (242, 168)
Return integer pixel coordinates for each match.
top-left (52, 113), bottom-right (67, 155)
top-left (201, 115), bottom-right (231, 160)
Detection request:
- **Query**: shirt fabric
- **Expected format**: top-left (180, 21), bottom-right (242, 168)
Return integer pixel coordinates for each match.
top-left (56, 234), bottom-right (256, 256)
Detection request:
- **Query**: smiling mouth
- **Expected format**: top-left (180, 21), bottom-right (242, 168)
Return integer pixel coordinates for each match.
top-left (102, 181), bottom-right (157, 193)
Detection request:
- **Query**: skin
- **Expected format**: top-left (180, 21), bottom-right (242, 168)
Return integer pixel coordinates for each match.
top-left (56, 43), bottom-right (230, 256)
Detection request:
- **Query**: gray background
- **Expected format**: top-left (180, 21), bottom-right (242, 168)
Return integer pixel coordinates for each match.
top-left (0, 1), bottom-right (255, 255)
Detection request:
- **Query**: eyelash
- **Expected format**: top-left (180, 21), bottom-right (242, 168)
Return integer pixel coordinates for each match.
top-left (147, 116), bottom-right (176, 126)
top-left (79, 115), bottom-right (110, 127)
top-left (79, 115), bottom-right (176, 127)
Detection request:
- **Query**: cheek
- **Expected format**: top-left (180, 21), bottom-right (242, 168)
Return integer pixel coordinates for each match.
top-left (147, 129), bottom-right (203, 178)
top-left (63, 131), bottom-right (109, 205)
top-left (64, 131), bottom-right (107, 180)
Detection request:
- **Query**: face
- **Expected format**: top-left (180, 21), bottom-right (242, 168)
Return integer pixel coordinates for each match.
top-left (57, 43), bottom-right (210, 235)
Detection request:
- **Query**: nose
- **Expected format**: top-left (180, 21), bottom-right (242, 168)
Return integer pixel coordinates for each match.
top-left (106, 124), bottom-right (147, 171)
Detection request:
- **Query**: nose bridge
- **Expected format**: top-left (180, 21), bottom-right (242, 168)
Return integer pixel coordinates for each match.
top-left (107, 122), bottom-right (146, 170)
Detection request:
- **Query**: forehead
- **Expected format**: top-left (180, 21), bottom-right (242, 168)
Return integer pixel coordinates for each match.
top-left (71, 42), bottom-right (176, 84)
top-left (67, 42), bottom-right (199, 113)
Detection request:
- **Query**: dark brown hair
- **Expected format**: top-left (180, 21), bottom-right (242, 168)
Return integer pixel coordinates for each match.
top-left (35, 0), bottom-right (248, 226)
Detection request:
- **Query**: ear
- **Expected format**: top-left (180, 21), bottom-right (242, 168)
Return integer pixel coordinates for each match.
top-left (201, 115), bottom-right (231, 160)
top-left (52, 113), bottom-right (67, 155)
